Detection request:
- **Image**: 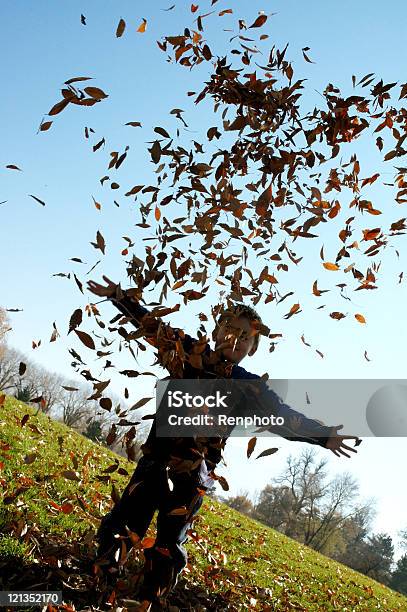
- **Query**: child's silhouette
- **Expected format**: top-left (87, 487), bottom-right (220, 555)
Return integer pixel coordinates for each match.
top-left (87, 276), bottom-right (359, 610)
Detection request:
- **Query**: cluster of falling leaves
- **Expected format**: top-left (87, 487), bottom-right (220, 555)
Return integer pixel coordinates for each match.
top-left (4, 3), bottom-right (406, 465)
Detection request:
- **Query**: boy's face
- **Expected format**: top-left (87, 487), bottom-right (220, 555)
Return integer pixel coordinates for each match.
top-left (214, 315), bottom-right (257, 364)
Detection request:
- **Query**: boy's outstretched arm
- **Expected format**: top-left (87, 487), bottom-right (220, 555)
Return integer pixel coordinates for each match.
top-left (87, 276), bottom-right (196, 375)
top-left (240, 375), bottom-right (359, 458)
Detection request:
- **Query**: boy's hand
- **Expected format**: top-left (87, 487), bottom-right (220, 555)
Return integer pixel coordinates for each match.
top-left (87, 275), bottom-right (118, 298)
top-left (325, 425), bottom-right (360, 458)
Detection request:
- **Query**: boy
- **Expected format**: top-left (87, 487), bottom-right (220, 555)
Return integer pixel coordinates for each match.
top-left (87, 276), bottom-right (358, 610)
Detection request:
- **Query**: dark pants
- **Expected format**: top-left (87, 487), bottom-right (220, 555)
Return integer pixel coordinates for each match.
top-left (95, 455), bottom-right (209, 601)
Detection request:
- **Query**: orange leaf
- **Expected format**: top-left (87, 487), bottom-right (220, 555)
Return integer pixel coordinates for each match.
top-left (155, 205), bottom-right (161, 221)
top-left (191, 4), bottom-right (199, 12)
top-left (249, 14), bottom-right (267, 28)
top-left (323, 262), bottom-right (339, 271)
top-left (137, 18), bottom-right (147, 32)
top-left (355, 314), bottom-right (366, 324)
top-left (247, 436), bottom-right (257, 459)
top-left (142, 536), bottom-right (156, 549)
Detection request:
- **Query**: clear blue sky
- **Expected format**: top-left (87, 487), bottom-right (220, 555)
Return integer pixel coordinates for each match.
top-left (1, 1), bottom-right (406, 558)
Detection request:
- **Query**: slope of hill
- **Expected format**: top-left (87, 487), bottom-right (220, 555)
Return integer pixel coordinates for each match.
top-left (1, 394), bottom-right (406, 611)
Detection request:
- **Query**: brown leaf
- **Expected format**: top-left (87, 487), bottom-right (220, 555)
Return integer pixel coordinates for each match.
top-left (6, 164), bottom-right (22, 171)
top-left (19, 362), bottom-right (27, 376)
top-left (256, 447), bottom-right (278, 459)
top-left (248, 14), bottom-right (267, 28)
top-left (125, 185), bottom-right (144, 196)
top-left (125, 121), bottom-right (142, 128)
top-left (168, 506), bottom-right (188, 516)
top-left (84, 87), bottom-right (108, 99)
top-left (355, 313), bottom-right (366, 324)
top-left (116, 18), bottom-right (126, 38)
top-left (330, 312), bottom-right (346, 320)
top-left (29, 194), bottom-right (46, 206)
top-left (65, 76), bottom-right (92, 85)
top-left (154, 126), bottom-right (170, 138)
top-left (61, 469), bottom-right (80, 481)
top-left (24, 453), bottom-right (38, 465)
top-left (39, 121), bottom-right (53, 132)
top-left (247, 436), bottom-right (257, 458)
top-left (130, 397), bottom-right (153, 410)
top-left (73, 273), bottom-right (84, 294)
top-left (80, 14), bottom-right (86, 25)
top-left (74, 329), bottom-right (95, 350)
top-left (302, 47), bottom-right (315, 63)
top-left (91, 230), bottom-right (106, 254)
top-left (68, 309), bottom-right (82, 334)
top-left (48, 98), bottom-right (70, 116)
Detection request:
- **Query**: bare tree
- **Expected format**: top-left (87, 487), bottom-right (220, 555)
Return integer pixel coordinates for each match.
top-left (0, 345), bottom-right (26, 393)
top-left (253, 448), bottom-right (371, 554)
top-left (57, 387), bottom-right (94, 428)
top-left (0, 307), bottom-right (11, 360)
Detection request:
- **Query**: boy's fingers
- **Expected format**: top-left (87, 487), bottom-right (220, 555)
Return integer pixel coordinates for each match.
top-left (341, 443), bottom-right (357, 453)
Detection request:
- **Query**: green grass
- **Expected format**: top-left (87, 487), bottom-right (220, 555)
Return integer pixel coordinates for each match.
top-left (1, 393), bottom-right (406, 611)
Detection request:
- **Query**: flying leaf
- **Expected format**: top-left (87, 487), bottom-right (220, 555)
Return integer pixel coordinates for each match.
top-left (68, 308), bottom-right (82, 334)
top-left (355, 313), bottom-right (366, 324)
top-left (323, 262), bottom-right (339, 271)
top-left (154, 126), bottom-right (170, 138)
top-left (130, 397), bottom-right (153, 410)
top-left (74, 329), bottom-right (95, 350)
top-left (48, 98), bottom-right (70, 116)
top-left (19, 362), bottom-right (27, 376)
top-left (80, 14), bottom-right (86, 25)
top-left (39, 121), bottom-right (53, 132)
top-left (29, 194), bottom-right (46, 206)
top-left (125, 121), bottom-right (142, 128)
top-left (84, 87), bottom-right (108, 99)
top-left (302, 46), bottom-right (315, 63)
top-left (116, 18), bottom-right (126, 38)
top-left (248, 14), bottom-right (267, 28)
top-left (256, 447), bottom-right (278, 459)
top-left (91, 230), bottom-right (106, 254)
top-left (137, 18), bottom-right (147, 33)
top-left (247, 436), bottom-right (257, 459)
top-left (330, 312), bottom-right (346, 320)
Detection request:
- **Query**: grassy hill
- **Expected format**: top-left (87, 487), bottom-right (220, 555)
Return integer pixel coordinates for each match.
top-left (1, 393), bottom-right (406, 611)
